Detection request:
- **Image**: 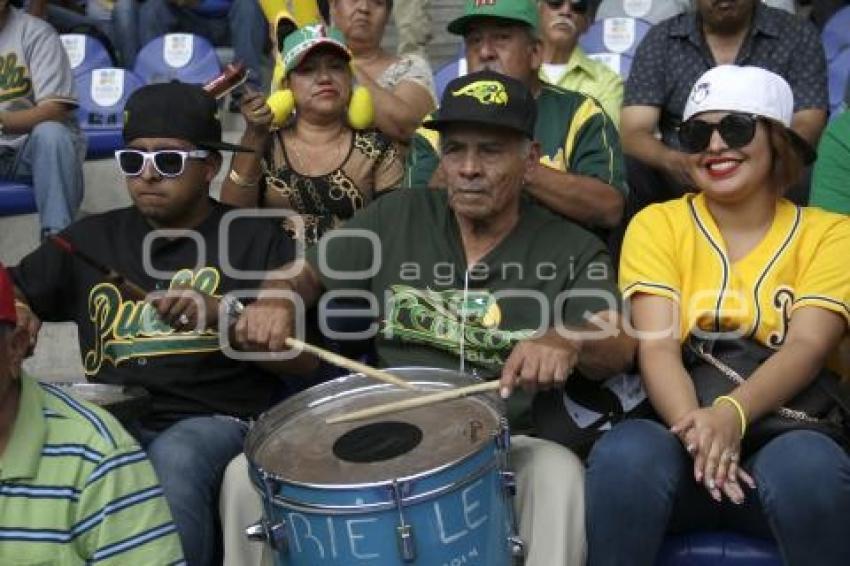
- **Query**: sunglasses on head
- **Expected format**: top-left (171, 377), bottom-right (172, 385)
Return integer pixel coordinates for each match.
top-left (677, 113), bottom-right (760, 154)
top-left (543, 0), bottom-right (589, 13)
top-left (115, 149), bottom-right (210, 177)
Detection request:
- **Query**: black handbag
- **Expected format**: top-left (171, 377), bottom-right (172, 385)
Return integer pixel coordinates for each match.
top-left (532, 373), bottom-right (655, 459)
top-left (683, 336), bottom-right (850, 456)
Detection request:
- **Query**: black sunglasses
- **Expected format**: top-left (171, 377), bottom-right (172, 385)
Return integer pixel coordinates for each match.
top-left (115, 149), bottom-right (210, 177)
top-left (677, 113), bottom-right (760, 154)
top-left (543, 0), bottom-right (589, 13)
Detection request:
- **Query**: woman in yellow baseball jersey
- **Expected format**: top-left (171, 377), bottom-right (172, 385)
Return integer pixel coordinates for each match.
top-left (586, 66), bottom-right (850, 566)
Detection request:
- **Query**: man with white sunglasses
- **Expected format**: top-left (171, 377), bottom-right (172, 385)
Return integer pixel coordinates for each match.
top-left (7, 81), bottom-right (317, 565)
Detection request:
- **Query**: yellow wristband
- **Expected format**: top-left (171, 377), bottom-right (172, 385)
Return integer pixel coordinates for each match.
top-left (228, 169), bottom-right (259, 189)
top-left (14, 299), bottom-right (30, 311)
top-left (713, 395), bottom-right (747, 437)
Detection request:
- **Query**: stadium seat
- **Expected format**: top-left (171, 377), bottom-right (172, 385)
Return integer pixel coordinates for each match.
top-left (133, 33), bottom-right (222, 86)
top-left (433, 57), bottom-right (467, 102)
top-left (822, 6), bottom-right (850, 63)
top-left (658, 532), bottom-right (781, 565)
top-left (60, 33), bottom-right (114, 77)
top-left (0, 181), bottom-right (36, 217)
top-left (595, 0), bottom-right (688, 25)
top-left (580, 17), bottom-right (652, 59)
top-left (433, 45), bottom-right (467, 101)
top-left (760, 0), bottom-right (795, 14)
top-left (587, 51), bottom-right (635, 78)
top-left (190, 0), bottom-right (233, 18)
top-left (828, 48), bottom-right (850, 117)
top-left (76, 68), bottom-right (146, 159)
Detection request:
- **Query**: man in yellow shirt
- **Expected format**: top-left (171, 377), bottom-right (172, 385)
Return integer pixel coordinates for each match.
top-left (537, 0), bottom-right (623, 128)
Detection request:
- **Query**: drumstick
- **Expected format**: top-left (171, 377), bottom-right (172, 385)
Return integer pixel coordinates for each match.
top-left (326, 380), bottom-right (501, 424)
top-left (285, 337), bottom-right (415, 390)
top-left (48, 235), bottom-right (149, 301)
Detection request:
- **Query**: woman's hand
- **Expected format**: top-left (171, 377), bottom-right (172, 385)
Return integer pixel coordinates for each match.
top-left (672, 407), bottom-right (755, 503)
top-left (240, 88), bottom-right (273, 139)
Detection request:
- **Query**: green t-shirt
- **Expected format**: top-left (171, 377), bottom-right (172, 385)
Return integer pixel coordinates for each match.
top-left (0, 375), bottom-right (184, 564)
top-left (811, 110), bottom-right (850, 215)
top-left (404, 83), bottom-right (627, 200)
top-left (306, 189), bottom-right (619, 431)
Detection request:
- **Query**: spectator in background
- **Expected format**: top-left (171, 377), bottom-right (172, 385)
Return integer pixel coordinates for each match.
top-left (811, 109), bottom-right (850, 214)
top-left (393, 0), bottom-right (431, 56)
top-left (406, 0), bottom-right (626, 235)
top-left (0, 265), bottom-right (185, 564)
top-left (329, 0), bottom-right (436, 143)
top-left (139, 0), bottom-right (267, 99)
top-left (220, 24), bottom-right (404, 245)
top-left (0, 0), bottom-right (85, 238)
top-left (619, 0), bottom-right (828, 225)
top-left (28, 0), bottom-right (139, 67)
top-left (538, 0), bottom-right (623, 128)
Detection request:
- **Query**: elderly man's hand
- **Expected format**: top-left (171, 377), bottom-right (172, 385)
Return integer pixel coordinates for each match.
top-left (499, 331), bottom-right (581, 398)
top-left (233, 295), bottom-right (295, 352)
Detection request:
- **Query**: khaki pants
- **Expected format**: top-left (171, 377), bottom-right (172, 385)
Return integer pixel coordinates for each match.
top-left (393, 0), bottom-right (431, 56)
top-left (221, 436), bottom-right (586, 566)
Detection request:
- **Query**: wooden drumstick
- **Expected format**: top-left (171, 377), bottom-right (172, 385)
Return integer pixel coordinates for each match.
top-left (284, 337), bottom-right (415, 390)
top-left (326, 380), bottom-right (501, 425)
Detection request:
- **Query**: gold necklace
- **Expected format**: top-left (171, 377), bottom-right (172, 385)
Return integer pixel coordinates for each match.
top-left (287, 130), bottom-right (347, 176)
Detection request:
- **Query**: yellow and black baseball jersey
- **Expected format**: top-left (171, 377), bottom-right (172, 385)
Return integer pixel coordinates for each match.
top-left (620, 193), bottom-right (850, 378)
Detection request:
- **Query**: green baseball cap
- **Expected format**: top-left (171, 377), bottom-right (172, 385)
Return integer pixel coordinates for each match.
top-left (282, 24), bottom-right (351, 75)
top-left (447, 0), bottom-right (540, 36)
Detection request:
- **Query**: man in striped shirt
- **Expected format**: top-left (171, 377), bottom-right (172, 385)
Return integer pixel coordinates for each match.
top-left (0, 264), bottom-right (184, 564)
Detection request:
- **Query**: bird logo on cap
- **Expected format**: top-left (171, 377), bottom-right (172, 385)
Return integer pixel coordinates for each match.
top-left (691, 81), bottom-right (710, 105)
top-left (452, 80), bottom-right (509, 105)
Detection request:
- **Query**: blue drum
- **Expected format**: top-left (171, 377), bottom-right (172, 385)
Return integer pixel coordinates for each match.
top-left (244, 367), bottom-right (522, 565)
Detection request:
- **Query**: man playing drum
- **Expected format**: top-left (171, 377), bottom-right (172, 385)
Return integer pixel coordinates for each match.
top-left (9, 82), bottom-right (317, 565)
top-left (228, 71), bottom-right (636, 566)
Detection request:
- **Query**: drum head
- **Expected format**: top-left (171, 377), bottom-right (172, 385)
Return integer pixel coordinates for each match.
top-left (246, 368), bottom-right (503, 486)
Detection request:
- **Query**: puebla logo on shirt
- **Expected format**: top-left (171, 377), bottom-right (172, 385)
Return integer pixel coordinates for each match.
top-left (383, 285), bottom-right (534, 368)
top-left (83, 267), bottom-right (222, 375)
top-left (0, 53), bottom-right (32, 103)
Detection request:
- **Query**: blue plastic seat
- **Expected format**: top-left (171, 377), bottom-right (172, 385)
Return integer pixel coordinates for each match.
top-left (0, 181), bottom-right (36, 217)
top-left (823, 6), bottom-right (850, 64)
top-left (190, 0), bottom-right (233, 18)
top-left (433, 44), bottom-right (467, 101)
top-left (580, 17), bottom-right (652, 59)
top-left (76, 68), bottom-right (146, 159)
top-left (133, 33), bottom-right (222, 86)
top-left (60, 33), bottom-right (114, 77)
top-left (658, 532), bottom-right (781, 565)
top-left (595, 0), bottom-right (688, 25)
top-left (587, 51), bottom-right (635, 79)
top-left (828, 48), bottom-right (850, 117)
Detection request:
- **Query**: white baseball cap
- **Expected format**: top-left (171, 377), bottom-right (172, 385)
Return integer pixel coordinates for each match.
top-left (682, 65), bottom-right (815, 163)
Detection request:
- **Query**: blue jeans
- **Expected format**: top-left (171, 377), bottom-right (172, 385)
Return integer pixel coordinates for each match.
top-left (46, 0), bottom-right (140, 68)
top-left (586, 419), bottom-right (850, 566)
top-left (130, 415), bottom-right (249, 566)
top-left (138, 0), bottom-right (265, 89)
top-left (0, 122), bottom-right (85, 234)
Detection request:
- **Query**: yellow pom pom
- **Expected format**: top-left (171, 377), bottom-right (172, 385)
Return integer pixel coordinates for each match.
top-left (268, 89), bottom-right (295, 126)
top-left (347, 86), bottom-right (374, 130)
top-left (270, 59), bottom-right (285, 94)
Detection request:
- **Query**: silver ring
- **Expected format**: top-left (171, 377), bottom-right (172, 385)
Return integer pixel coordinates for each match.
top-left (178, 313), bottom-right (190, 326)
